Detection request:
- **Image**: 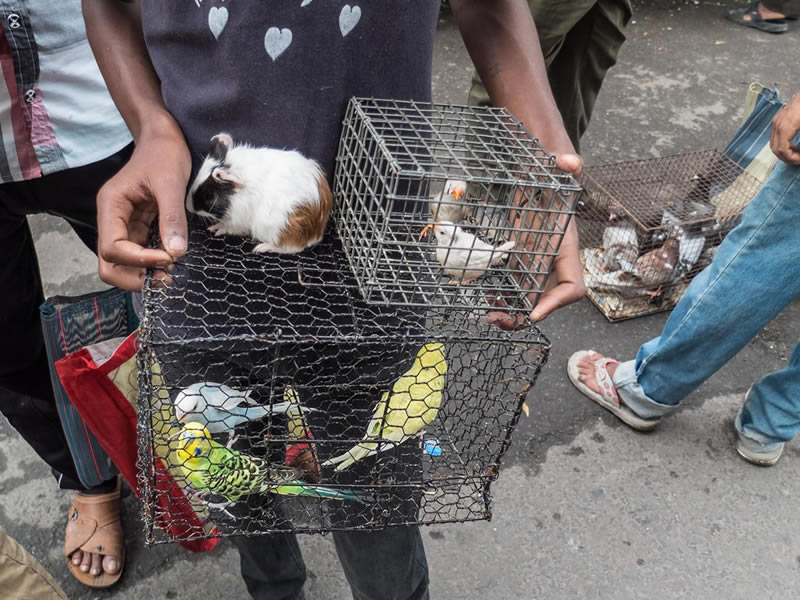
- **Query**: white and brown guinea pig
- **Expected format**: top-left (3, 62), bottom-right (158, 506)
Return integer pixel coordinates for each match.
top-left (185, 133), bottom-right (332, 254)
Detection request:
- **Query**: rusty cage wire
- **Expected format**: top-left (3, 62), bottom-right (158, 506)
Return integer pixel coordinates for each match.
top-left (333, 98), bottom-right (582, 313)
top-left (136, 229), bottom-right (550, 543)
top-left (577, 149), bottom-right (761, 321)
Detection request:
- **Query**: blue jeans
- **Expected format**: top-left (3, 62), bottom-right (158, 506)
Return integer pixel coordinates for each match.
top-left (232, 526), bottom-right (429, 600)
top-left (612, 160), bottom-right (800, 449)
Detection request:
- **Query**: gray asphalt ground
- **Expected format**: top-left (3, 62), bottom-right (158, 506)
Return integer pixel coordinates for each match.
top-left (3, 2), bottom-right (800, 599)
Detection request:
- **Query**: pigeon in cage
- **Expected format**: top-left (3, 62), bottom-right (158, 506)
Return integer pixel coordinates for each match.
top-left (173, 381), bottom-right (312, 442)
top-left (419, 221), bottom-right (516, 284)
top-left (185, 133), bottom-right (332, 254)
top-left (174, 422), bottom-right (372, 505)
top-left (654, 196), bottom-right (718, 277)
top-left (631, 225), bottom-right (683, 297)
top-left (601, 209), bottom-right (639, 273)
top-left (429, 179), bottom-right (470, 224)
top-left (322, 342), bottom-right (447, 472)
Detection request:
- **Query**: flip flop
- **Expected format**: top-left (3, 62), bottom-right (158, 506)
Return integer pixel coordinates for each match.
top-left (727, 2), bottom-right (789, 33)
top-left (65, 479), bottom-right (125, 588)
top-left (567, 350), bottom-right (660, 432)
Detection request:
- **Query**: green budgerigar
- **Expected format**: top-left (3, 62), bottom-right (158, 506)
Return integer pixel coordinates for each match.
top-left (174, 422), bottom-right (370, 504)
top-left (322, 342), bottom-right (447, 472)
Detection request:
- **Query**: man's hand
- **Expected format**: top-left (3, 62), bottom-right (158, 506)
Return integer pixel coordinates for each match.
top-left (487, 153), bottom-right (586, 330)
top-left (96, 129), bottom-right (191, 291)
top-left (770, 93), bottom-right (800, 165)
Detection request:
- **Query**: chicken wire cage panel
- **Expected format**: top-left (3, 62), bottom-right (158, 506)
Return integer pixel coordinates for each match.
top-left (333, 98), bottom-right (581, 314)
top-left (135, 226), bottom-right (549, 543)
top-left (577, 149), bottom-right (761, 321)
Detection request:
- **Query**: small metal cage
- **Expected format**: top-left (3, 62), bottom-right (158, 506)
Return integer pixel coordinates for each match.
top-left (136, 228), bottom-right (549, 543)
top-left (333, 98), bottom-right (581, 313)
top-left (577, 150), bottom-right (761, 321)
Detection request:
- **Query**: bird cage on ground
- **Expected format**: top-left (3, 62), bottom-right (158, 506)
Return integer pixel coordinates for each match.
top-left (334, 98), bottom-right (582, 314)
top-left (578, 150), bottom-right (761, 321)
top-left (136, 228), bottom-right (549, 543)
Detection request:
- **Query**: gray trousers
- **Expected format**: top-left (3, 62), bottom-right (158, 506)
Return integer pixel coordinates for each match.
top-left (468, 0), bottom-right (633, 151)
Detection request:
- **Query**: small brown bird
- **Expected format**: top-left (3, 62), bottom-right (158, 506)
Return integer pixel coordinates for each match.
top-left (634, 225), bottom-right (683, 296)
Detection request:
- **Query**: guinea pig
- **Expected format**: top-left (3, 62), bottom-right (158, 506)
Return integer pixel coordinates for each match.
top-left (186, 133), bottom-right (332, 254)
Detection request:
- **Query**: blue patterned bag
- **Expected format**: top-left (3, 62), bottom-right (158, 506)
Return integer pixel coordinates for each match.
top-left (40, 288), bottom-right (139, 488)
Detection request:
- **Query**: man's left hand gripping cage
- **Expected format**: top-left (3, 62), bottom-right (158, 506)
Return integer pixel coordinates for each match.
top-left (136, 100), bottom-right (578, 543)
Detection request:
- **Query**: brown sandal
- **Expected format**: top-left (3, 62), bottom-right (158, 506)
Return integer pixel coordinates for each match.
top-left (64, 479), bottom-right (125, 588)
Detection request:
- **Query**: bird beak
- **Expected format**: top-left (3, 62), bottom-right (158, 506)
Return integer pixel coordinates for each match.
top-left (452, 187), bottom-right (464, 200)
top-left (419, 223), bottom-right (434, 241)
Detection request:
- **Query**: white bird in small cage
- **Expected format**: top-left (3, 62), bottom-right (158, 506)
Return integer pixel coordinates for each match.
top-left (174, 381), bottom-right (309, 440)
top-left (185, 132), bottom-right (332, 254)
top-left (601, 209), bottom-right (639, 273)
top-left (418, 221), bottom-right (516, 284)
top-left (322, 342), bottom-right (447, 472)
top-left (429, 179), bottom-right (470, 224)
top-left (633, 225), bottom-right (683, 296)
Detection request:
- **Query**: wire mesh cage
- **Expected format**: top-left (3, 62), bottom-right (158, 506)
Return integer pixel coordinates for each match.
top-left (577, 149), bottom-right (761, 321)
top-left (136, 226), bottom-right (549, 543)
top-left (333, 98), bottom-right (582, 313)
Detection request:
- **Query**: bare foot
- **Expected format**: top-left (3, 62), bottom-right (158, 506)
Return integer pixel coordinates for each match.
top-left (70, 549), bottom-right (120, 578)
top-left (758, 2), bottom-right (786, 19)
top-left (575, 351), bottom-right (620, 397)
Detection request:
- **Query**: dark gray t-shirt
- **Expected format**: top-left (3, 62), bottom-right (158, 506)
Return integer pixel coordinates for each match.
top-left (140, 1), bottom-right (439, 176)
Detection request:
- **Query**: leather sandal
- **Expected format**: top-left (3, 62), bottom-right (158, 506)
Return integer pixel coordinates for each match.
top-left (65, 479), bottom-right (125, 588)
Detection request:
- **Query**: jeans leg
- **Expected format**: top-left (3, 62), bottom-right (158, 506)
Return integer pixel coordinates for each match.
top-left (332, 527), bottom-right (429, 600)
top-left (231, 533), bottom-right (308, 600)
top-left (737, 340), bottom-right (800, 445)
top-left (612, 161), bottom-right (800, 419)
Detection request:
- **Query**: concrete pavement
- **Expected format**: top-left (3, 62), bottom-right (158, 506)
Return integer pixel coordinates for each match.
top-left (4, 2), bottom-right (800, 598)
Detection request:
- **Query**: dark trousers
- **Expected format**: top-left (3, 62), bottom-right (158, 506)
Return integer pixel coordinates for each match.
top-left (233, 526), bottom-right (429, 600)
top-left (468, 0), bottom-right (633, 152)
top-left (762, 0), bottom-right (800, 15)
top-left (0, 145), bottom-right (132, 492)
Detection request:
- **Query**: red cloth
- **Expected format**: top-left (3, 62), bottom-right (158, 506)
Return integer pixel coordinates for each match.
top-left (55, 333), bottom-right (219, 553)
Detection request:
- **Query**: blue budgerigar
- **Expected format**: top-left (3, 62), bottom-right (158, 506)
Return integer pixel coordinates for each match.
top-left (174, 381), bottom-right (311, 438)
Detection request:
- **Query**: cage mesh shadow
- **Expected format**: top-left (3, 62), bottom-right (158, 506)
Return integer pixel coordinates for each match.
top-left (578, 149), bottom-right (761, 321)
top-left (136, 228), bottom-right (549, 543)
top-left (333, 98), bottom-right (581, 313)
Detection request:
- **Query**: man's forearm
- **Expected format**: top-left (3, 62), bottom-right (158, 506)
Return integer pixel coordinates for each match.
top-left (450, 0), bottom-right (574, 155)
top-left (82, 0), bottom-right (181, 141)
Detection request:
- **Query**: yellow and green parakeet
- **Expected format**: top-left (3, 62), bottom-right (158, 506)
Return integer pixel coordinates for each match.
top-left (322, 342), bottom-right (447, 472)
top-left (174, 422), bottom-right (370, 504)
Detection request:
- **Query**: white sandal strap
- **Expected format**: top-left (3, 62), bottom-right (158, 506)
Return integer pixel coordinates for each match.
top-left (593, 358), bottom-right (620, 405)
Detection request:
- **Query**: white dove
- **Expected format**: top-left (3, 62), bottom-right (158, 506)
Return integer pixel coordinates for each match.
top-left (419, 221), bottom-right (516, 283)
top-left (174, 381), bottom-right (307, 441)
top-left (428, 179), bottom-right (469, 224)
